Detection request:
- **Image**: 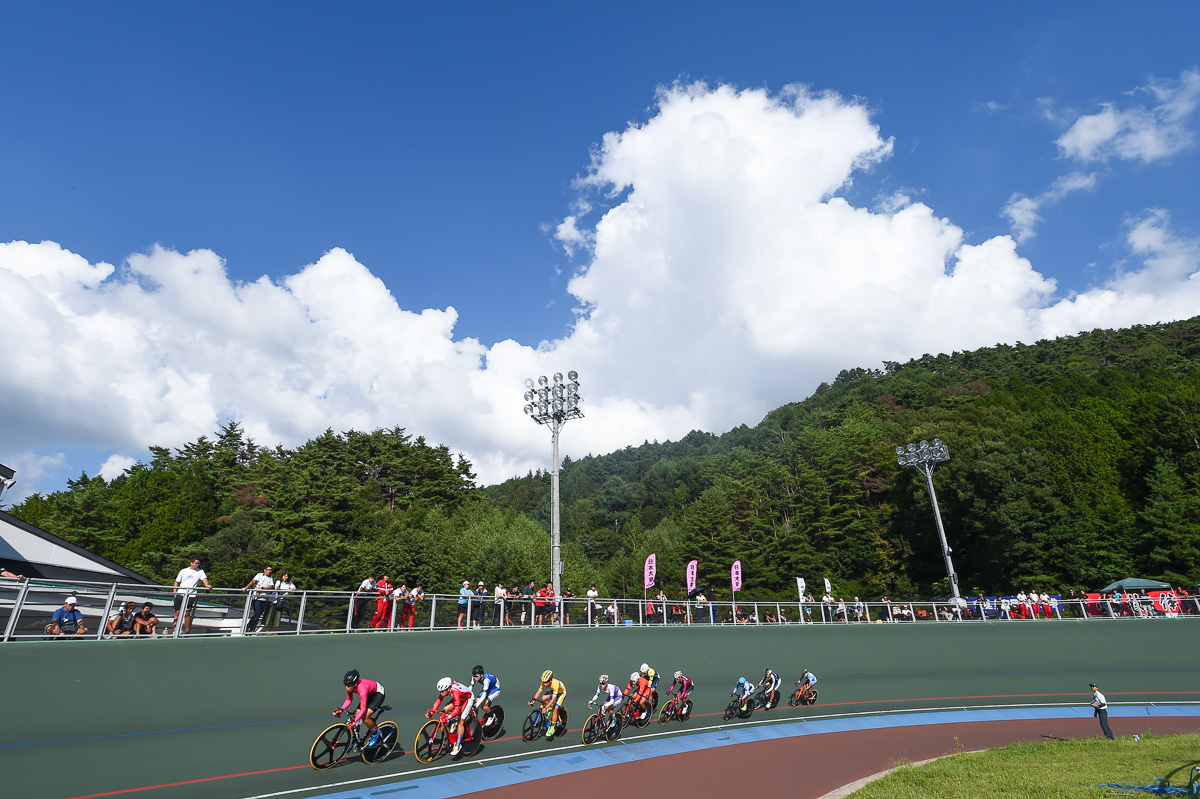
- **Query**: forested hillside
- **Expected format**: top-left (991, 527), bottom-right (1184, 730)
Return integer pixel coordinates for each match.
top-left (10, 318), bottom-right (1200, 598)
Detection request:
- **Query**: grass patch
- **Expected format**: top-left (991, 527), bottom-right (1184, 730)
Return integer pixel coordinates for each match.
top-left (849, 733), bottom-right (1200, 799)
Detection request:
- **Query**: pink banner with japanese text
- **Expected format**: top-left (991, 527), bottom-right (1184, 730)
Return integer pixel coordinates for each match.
top-left (686, 560), bottom-right (698, 592)
top-left (644, 553), bottom-right (657, 589)
top-left (731, 560), bottom-right (742, 592)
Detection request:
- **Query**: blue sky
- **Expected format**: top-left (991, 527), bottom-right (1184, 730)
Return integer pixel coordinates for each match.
top-left (2, 2), bottom-right (1198, 500)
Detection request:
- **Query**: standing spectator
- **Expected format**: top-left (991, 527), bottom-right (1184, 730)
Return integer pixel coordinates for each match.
top-left (821, 591), bottom-right (834, 623)
top-left (46, 596), bottom-right (87, 636)
top-left (1089, 683), bottom-right (1115, 739)
top-left (131, 602), bottom-right (159, 636)
top-left (561, 587), bottom-right (574, 625)
top-left (172, 557), bottom-right (212, 634)
top-left (242, 565), bottom-right (275, 634)
top-left (879, 594), bottom-right (892, 622)
top-left (586, 584), bottom-right (599, 625)
top-left (106, 602), bottom-right (138, 636)
top-left (853, 597), bottom-right (865, 622)
top-left (266, 571), bottom-right (295, 634)
top-left (1, 563), bottom-right (26, 580)
top-left (836, 598), bottom-right (848, 622)
top-left (353, 574), bottom-right (376, 628)
top-left (457, 580), bottom-right (473, 629)
top-left (493, 581), bottom-right (506, 626)
top-left (406, 584), bottom-right (424, 628)
top-left (370, 574), bottom-right (393, 629)
top-left (392, 583), bottom-right (410, 628)
top-left (535, 581), bottom-right (552, 626)
top-left (522, 580), bottom-right (536, 626)
top-left (1040, 590), bottom-right (1053, 619)
top-left (474, 581), bottom-right (487, 628)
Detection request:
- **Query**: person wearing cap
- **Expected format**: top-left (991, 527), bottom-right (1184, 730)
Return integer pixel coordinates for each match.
top-left (46, 596), bottom-right (87, 636)
top-left (457, 580), bottom-right (473, 630)
top-left (106, 601), bottom-right (138, 636)
top-left (1089, 683), bottom-right (1115, 739)
top-left (493, 581), bottom-right (507, 626)
top-left (473, 581), bottom-right (487, 628)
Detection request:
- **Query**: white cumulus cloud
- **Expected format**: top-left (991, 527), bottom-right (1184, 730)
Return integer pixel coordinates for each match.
top-left (3, 81), bottom-right (1200, 495)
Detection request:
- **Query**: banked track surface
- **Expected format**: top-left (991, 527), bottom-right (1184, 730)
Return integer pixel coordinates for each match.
top-left (3, 619), bottom-right (1198, 799)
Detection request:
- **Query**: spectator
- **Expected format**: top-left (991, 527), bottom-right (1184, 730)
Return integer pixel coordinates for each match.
top-left (536, 581), bottom-right (554, 626)
top-left (353, 574), bottom-right (376, 627)
top-left (821, 591), bottom-right (834, 623)
top-left (46, 596), bottom-right (87, 636)
top-left (693, 590), bottom-right (708, 624)
top-left (522, 580), bottom-right (536, 626)
top-left (266, 571), bottom-right (295, 634)
top-left (586, 584), bottom-right (599, 625)
top-left (604, 601), bottom-right (619, 625)
top-left (473, 581), bottom-right (487, 628)
top-left (131, 602), bottom-right (159, 636)
top-left (242, 565), bottom-right (275, 634)
top-left (106, 601), bottom-right (138, 636)
top-left (1, 564), bottom-right (26, 580)
top-left (879, 594), bottom-right (892, 622)
top-left (1040, 590), bottom-right (1053, 619)
top-left (407, 584), bottom-right (424, 628)
top-left (853, 597), bottom-right (865, 622)
top-left (370, 574), bottom-right (393, 629)
top-left (561, 587), bottom-right (574, 625)
top-left (172, 557), bottom-right (212, 634)
top-left (456, 580), bottom-right (472, 629)
top-left (806, 593), bottom-right (816, 623)
top-left (836, 598), bottom-right (847, 622)
top-left (493, 581), bottom-right (506, 626)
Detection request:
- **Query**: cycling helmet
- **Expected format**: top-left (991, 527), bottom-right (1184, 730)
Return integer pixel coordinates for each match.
top-left (541, 669), bottom-right (553, 683)
top-left (640, 663), bottom-right (649, 674)
top-left (437, 677), bottom-right (452, 692)
top-left (344, 669), bottom-right (360, 686)
top-left (630, 672), bottom-right (640, 682)
top-left (599, 674), bottom-right (609, 684)
top-left (674, 670), bottom-right (683, 680)
top-left (737, 677), bottom-right (747, 685)
top-left (472, 665), bottom-right (485, 678)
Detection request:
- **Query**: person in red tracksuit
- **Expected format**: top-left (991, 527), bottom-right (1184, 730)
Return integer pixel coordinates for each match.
top-left (371, 574), bottom-right (394, 628)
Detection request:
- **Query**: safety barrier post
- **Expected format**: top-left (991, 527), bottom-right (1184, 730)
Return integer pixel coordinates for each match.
top-left (344, 593), bottom-right (354, 632)
top-left (95, 584), bottom-right (118, 639)
top-left (3, 580), bottom-right (30, 642)
top-left (429, 596), bottom-right (437, 630)
top-left (295, 592), bottom-right (308, 633)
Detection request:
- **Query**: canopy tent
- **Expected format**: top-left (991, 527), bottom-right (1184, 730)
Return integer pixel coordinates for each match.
top-left (1098, 577), bottom-right (1173, 593)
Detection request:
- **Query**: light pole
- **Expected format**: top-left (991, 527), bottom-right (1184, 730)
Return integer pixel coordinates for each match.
top-left (896, 439), bottom-right (963, 608)
top-left (523, 371), bottom-right (583, 597)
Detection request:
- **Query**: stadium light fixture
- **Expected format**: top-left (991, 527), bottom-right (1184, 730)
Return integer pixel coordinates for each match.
top-left (896, 439), bottom-right (963, 609)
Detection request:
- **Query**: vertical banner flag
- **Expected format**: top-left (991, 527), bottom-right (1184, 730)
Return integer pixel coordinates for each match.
top-left (731, 560), bottom-right (743, 592)
top-left (687, 560), bottom-right (698, 592)
top-left (644, 553), bottom-right (657, 589)
top-left (796, 577), bottom-right (806, 599)
top-left (824, 577), bottom-right (832, 596)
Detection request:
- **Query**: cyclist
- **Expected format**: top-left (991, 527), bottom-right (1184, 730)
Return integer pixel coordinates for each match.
top-left (757, 667), bottom-right (782, 709)
top-left (796, 667), bottom-right (818, 698)
top-left (588, 674), bottom-right (624, 730)
top-left (639, 662), bottom-right (660, 690)
top-left (528, 669), bottom-right (567, 740)
top-left (333, 670), bottom-right (386, 747)
top-left (472, 664), bottom-right (501, 723)
top-left (624, 671), bottom-right (652, 720)
top-left (427, 676), bottom-right (475, 756)
top-left (667, 670), bottom-right (694, 707)
top-left (731, 676), bottom-right (754, 713)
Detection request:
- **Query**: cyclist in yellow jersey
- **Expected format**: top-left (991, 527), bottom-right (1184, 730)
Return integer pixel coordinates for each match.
top-left (639, 663), bottom-right (660, 690)
top-left (528, 669), bottom-right (566, 740)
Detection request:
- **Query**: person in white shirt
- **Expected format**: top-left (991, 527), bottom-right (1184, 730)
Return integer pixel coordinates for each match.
top-left (836, 598), bottom-right (847, 622)
top-left (353, 575), bottom-right (376, 628)
top-left (586, 584), bottom-right (599, 625)
top-left (1015, 589), bottom-right (1030, 619)
top-left (266, 571), bottom-right (295, 634)
top-left (172, 557), bottom-right (213, 634)
top-left (1089, 682), bottom-right (1115, 739)
top-left (242, 565), bottom-right (275, 633)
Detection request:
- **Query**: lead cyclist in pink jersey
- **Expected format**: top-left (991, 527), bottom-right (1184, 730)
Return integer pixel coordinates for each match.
top-left (334, 669), bottom-right (386, 747)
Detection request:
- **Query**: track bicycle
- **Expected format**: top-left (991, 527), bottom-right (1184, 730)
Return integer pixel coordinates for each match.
top-left (620, 689), bottom-right (659, 728)
top-left (788, 682), bottom-right (819, 707)
top-left (658, 693), bottom-right (694, 724)
top-left (723, 693), bottom-right (754, 721)
top-left (413, 709), bottom-right (483, 763)
top-left (522, 702), bottom-right (569, 742)
top-left (479, 703), bottom-right (505, 741)
top-left (752, 687), bottom-right (780, 711)
top-left (309, 705), bottom-right (399, 769)
top-left (582, 704), bottom-right (624, 744)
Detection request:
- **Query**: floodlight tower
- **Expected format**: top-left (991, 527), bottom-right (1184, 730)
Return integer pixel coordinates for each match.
top-left (523, 371), bottom-right (583, 596)
top-left (0, 463), bottom-right (15, 506)
top-left (896, 438), bottom-right (963, 607)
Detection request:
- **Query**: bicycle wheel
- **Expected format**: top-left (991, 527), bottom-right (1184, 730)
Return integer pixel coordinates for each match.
top-left (740, 701), bottom-right (754, 719)
top-left (309, 723), bottom-right (353, 770)
top-left (460, 716), bottom-right (483, 758)
top-left (723, 700), bottom-right (738, 721)
top-left (582, 713), bottom-right (603, 745)
top-left (766, 690), bottom-right (779, 710)
top-left (522, 709), bottom-right (544, 742)
top-left (552, 706), bottom-right (569, 737)
top-left (805, 688), bottom-right (819, 706)
top-left (634, 702), bottom-right (652, 728)
top-left (361, 721), bottom-right (399, 764)
top-left (413, 720), bottom-right (447, 764)
top-left (752, 693), bottom-right (766, 710)
top-left (604, 712), bottom-right (623, 742)
top-left (651, 689), bottom-right (660, 712)
top-left (679, 699), bottom-right (693, 721)
top-left (788, 688), bottom-right (803, 707)
top-left (482, 705), bottom-right (505, 741)
top-left (658, 699), bottom-right (675, 724)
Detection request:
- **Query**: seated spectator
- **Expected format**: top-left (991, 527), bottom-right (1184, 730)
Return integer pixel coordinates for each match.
top-left (131, 602), bottom-right (159, 635)
top-left (763, 609), bottom-right (777, 623)
top-left (106, 602), bottom-right (138, 636)
top-left (46, 596), bottom-right (87, 636)
top-left (604, 601), bottom-right (618, 624)
top-left (896, 604), bottom-right (914, 622)
top-left (1, 564), bottom-right (26, 580)
top-left (835, 598), bottom-right (847, 622)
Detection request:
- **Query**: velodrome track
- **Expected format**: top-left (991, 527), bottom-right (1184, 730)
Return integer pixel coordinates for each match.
top-left (3, 620), bottom-right (1199, 799)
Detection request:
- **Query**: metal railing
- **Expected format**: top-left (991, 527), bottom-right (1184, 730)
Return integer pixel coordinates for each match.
top-left (2, 578), bottom-right (1196, 642)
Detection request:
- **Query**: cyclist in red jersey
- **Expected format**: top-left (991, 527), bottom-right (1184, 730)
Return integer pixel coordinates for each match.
top-left (624, 671), bottom-right (652, 719)
top-left (428, 676), bottom-right (475, 756)
top-left (333, 670), bottom-right (386, 747)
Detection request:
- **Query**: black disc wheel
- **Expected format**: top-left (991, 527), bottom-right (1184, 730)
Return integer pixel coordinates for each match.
top-left (650, 690), bottom-right (660, 712)
top-left (634, 702), bottom-right (652, 728)
top-left (361, 721), bottom-right (399, 764)
top-left (459, 716), bottom-right (483, 757)
top-left (679, 699), bottom-right (693, 721)
top-left (752, 693), bottom-right (766, 710)
top-left (413, 720), bottom-right (447, 764)
top-left (766, 690), bottom-right (779, 710)
top-left (582, 713), bottom-right (603, 745)
top-left (552, 706), bottom-right (569, 737)
top-left (522, 708), bottom-right (544, 742)
top-left (482, 706), bottom-right (505, 741)
top-left (788, 689), bottom-right (803, 707)
top-left (309, 723), bottom-right (352, 770)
